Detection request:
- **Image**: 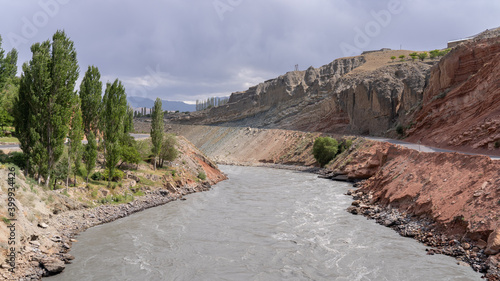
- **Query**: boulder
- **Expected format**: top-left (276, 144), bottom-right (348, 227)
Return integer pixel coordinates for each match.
top-left (485, 226), bottom-right (500, 255)
top-left (41, 257), bottom-right (65, 275)
top-left (38, 222), bottom-right (49, 229)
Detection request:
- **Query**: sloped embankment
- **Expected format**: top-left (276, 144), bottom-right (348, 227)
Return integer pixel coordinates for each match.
top-left (326, 139), bottom-right (500, 279)
top-left (165, 124), bottom-right (321, 166)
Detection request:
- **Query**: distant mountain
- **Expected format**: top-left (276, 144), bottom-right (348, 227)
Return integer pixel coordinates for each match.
top-left (127, 96), bottom-right (195, 112)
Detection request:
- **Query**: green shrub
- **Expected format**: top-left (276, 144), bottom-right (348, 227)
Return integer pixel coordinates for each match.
top-left (340, 139), bottom-right (353, 153)
top-left (197, 171), bottom-right (207, 181)
top-left (133, 190), bottom-right (145, 196)
top-left (103, 169), bottom-right (124, 182)
top-left (429, 49), bottom-right (440, 59)
top-left (313, 137), bottom-right (339, 167)
top-left (91, 171), bottom-right (104, 181)
top-left (8, 152), bottom-right (26, 169)
top-left (409, 52), bottom-right (418, 61)
top-left (390, 56), bottom-right (396, 62)
top-left (438, 48), bottom-right (451, 57)
top-left (398, 55), bottom-right (405, 61)
top-left (418, 52), bottom-right (428, 61)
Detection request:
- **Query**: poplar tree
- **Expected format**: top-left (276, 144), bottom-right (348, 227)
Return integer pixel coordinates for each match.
top-left (83, 131), bottom-right (97, 183)
top-left (102, 79), bottom-right (127, 185)
top-left (124, 105), bottom-right (134, 134)
top-left (150, 98), bottom-right (163, 170)
top-left (15, 41), bottom-right (52, 181)
top-left (79, 66), bottom-right (102, 136)
top-left (15, 30), bottom-right (79, 186)
top-left (67, 106), bottom-right (83, 187)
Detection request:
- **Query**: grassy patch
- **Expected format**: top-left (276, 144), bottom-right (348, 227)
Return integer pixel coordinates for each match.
top-left (138, 176), bottom-right (155, 186)
top-left (2, 217), bottom-right (11, 224)
top-left (98, 193), bottom-right (134, 205)
top-left (0, 137), bottom-right (19, 143)
top-left (197, 171), bottom-right (206, 181)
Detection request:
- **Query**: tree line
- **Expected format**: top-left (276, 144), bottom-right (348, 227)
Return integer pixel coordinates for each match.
top-left (7, 30), bottom-right (142, 187)
top-left (195, 96), bottom-right (229, 111)
top-left (390, 48), bottom-right (451, 62)
top-left (0, 36), bottom-right (19, 132)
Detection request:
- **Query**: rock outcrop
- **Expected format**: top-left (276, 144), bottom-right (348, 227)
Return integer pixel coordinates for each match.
top-left (406, 36), bottom-right (500, 155)
top-left (173, 51), bottom-right (432, 136)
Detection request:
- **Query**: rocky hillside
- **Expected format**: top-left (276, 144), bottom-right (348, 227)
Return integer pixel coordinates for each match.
top-left (171, 29), bottom-right (500, 156)
top-left (406, 35), bottom-right (500, 155)
top-left (171, 50), bottom-right (432, 136)
top-left (0, 136), bottom-right (226, 280)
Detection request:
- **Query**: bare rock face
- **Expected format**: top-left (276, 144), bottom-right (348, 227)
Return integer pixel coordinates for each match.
top-left (407, 36), bottom-right (500, 154)
top-left (175, 53), bottom-right (431, 136)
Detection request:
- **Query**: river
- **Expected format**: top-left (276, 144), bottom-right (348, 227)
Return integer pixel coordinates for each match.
top-left (46, 166), bottom-right (481, 280)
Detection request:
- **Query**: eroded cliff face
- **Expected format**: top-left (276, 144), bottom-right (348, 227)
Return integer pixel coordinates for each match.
top-left (174, 51), bottom-right (432, 136)
top-left (406, 36), bottom-right (500, 154)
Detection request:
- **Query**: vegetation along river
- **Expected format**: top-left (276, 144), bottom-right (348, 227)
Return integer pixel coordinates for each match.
top-left (46, 166), bottom-right (482, 280)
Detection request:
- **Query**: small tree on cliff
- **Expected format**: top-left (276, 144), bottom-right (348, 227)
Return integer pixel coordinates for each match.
top-left (312, 137), bottom-right (339, 167)
top-left (429, 49), bottom-right (440, 59)
top-left (418, 52), bottom-right (428, 61)
top-left (390, 56), bottom-right (396, 62)
top-left (399, 55), bottom-right (405, 62)
top-left (150, 98), bottom-right (163, 170)
top-left (158, 134), bottom-right (178, 168)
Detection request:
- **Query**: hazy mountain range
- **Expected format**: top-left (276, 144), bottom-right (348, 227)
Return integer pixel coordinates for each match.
top-left (127, 96), bottom-right (195, 112)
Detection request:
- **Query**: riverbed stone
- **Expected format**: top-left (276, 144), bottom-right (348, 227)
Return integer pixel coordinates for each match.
top-left (486, 226), bottom-right (500, 255)
top-left (38, 223), bottom-right (49, 229)
top-left (40, 257), bottom-right (65, 275)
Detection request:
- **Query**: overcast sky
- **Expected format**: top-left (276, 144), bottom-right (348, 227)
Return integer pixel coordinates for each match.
top-left (1, 0), bottom-right (499, 103)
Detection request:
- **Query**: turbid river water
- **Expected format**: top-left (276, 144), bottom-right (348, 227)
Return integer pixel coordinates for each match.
top-left (46, 166), bottom-right (481, 280)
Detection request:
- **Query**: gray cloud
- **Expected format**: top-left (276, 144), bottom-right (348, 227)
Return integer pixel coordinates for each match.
top-left (1, 0), bottom-right (499, 102)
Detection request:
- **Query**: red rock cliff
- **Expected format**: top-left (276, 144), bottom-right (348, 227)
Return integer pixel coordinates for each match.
top-left (407, 36), bottom-right (500, 155)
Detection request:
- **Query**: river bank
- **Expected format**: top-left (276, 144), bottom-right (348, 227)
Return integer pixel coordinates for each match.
top-left (0, 136), bottom-right (227, 280)
top-left (44, 165), bottom-right (484, 281)
top-left (17, 182), bottom-right (215, 280)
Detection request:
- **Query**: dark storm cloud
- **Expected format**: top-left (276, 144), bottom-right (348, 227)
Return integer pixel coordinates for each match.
top-left (0, 0), bottom-right (499, 102)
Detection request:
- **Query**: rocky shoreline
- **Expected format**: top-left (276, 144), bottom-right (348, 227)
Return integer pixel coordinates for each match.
top-left (6, 182), bottom-right (213, 281)
top-left (344, 183), bottom-right (500, 281)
